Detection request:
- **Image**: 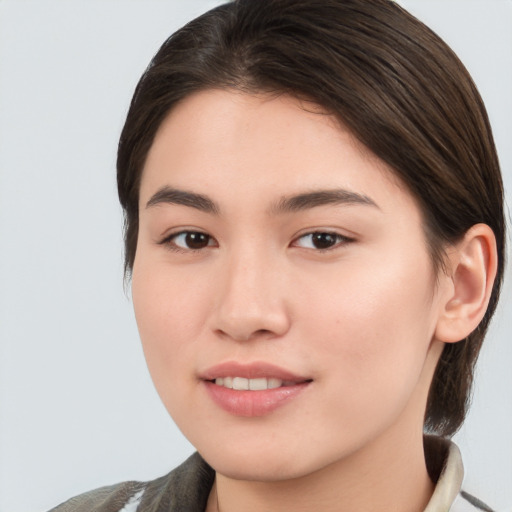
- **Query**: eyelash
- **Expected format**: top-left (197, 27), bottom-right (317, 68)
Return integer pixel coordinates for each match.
top-left (292, 231), bottom-right (354, 251)
top-left (159, 230), bottom-right (354, 253)
top-left (159, 231), bottom-right (217, 252)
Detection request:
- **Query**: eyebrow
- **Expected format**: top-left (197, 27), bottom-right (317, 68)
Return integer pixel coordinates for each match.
top-left (145, 186), bottom-right (379, 215)
top-left (270, 189), bottom-right (379, 213)
top-left (145, 186), bottom-right (220, 214)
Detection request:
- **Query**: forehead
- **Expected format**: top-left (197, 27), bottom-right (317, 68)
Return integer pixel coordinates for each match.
top-left (140, 89), bottom-right (415, 217)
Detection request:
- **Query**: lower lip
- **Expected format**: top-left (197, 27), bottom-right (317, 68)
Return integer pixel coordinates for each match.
top-left (203, 381), bottom-right (310, 417)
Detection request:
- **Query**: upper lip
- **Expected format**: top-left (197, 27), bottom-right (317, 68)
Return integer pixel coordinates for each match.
top-left (199, 361), bottom-right (310, 382)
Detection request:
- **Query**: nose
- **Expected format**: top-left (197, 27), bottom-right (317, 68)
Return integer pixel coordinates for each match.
top-left (212, 248), bottom-right (291, 342)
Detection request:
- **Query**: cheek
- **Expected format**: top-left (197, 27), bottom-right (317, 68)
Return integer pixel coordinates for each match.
top-left (131, 259), bottom-right (211, 391)
top-left (295, 252), bottom-right (437, 416)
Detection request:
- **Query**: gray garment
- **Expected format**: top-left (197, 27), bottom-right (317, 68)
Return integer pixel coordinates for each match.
top-left (48, 452), bottom-right (214, 512)
top-left (48, 439), bottom-right (493, 512)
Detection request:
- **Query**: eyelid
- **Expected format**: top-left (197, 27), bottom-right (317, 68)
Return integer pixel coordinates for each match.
top-left (158, 229), bottom-right (218, 252)
top-left (156, 227), bottom-right (354, 253)
top-left (291, 230), bottom-right (355, 251)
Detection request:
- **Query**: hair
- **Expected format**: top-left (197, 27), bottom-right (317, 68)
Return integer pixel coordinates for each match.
top-left (117, 0), bottom-right (505, 437)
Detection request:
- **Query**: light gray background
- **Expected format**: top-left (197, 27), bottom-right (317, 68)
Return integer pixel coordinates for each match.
top-left (0, 1), bottom-right (510, 511)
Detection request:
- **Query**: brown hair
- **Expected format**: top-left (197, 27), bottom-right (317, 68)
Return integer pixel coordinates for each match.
top-left (117, 0), bottom-right (505, 436)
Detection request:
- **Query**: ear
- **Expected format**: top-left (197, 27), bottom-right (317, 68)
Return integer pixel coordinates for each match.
top-left (434, 224), bottom-right (498, 344)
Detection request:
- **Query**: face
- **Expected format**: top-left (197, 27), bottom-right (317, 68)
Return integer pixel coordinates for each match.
top-left (133, 90), bottom-right (448, 481)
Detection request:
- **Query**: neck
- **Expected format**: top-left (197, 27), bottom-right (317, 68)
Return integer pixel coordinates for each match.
top-left (207, 428), bottom-right (434, 512)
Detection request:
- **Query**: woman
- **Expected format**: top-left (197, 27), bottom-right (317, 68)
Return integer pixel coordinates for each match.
top-left (49, 0), bottom-right (505, 510)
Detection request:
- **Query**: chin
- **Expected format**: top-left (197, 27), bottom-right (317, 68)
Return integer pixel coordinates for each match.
top-left (205, 453), bottom-right (312, 482)
top-left (196, 437), bottom-right (342, 483)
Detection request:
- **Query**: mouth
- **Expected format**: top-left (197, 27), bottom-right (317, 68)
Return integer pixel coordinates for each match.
top-left (210, 376), bottom-right (308, 390)
top-left (200, 361), bottom-right (312, 417)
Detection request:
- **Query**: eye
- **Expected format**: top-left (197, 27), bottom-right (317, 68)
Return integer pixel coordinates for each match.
top-left (161, 231), bottom-right (216, 251)
top-left (293, 231), bottom-right (353, 250)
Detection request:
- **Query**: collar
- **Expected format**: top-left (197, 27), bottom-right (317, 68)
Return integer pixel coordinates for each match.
top-left (141, 437), bottom-right (465, 511)
top-left (424, 436), bottom-right (464, 511)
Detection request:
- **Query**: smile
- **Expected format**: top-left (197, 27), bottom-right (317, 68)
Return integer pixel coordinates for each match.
top-left (213, 377), bottom-right (295, 390)
top-left (201, 362), bottom-right (312, 416)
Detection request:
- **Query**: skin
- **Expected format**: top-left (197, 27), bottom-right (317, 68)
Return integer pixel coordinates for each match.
top-left (132, 90), bottom-right (493, 512)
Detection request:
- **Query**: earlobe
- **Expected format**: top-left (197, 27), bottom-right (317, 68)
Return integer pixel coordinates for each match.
top-left (434, 224), bottom-right (498, 344)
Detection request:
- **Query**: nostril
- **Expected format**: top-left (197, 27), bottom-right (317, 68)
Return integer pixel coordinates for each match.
top-left (215, 327), bottom-right (276, 342)
top-left (243, 329), bottom-right (278, 342)
top-left (254, 329), bottom-right (272, 337)
top-left (212, 302), bottom-right (291, 341)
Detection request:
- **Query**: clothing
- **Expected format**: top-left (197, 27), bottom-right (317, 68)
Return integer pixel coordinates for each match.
top-left (48, 438), bottom-right (493, 512)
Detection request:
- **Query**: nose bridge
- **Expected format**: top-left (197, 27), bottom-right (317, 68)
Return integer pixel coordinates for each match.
top-left (213, 239), bottom-right (289, 341)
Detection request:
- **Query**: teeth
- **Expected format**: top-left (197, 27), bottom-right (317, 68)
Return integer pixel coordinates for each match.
top-left (214, 377), bottom-right (284, 390)
top-left (268, 378), bottom-right (282, 389)
top-left (249, 378), bottom-right (267, 390)
top-left (233, 377), bottom-right (249, 390)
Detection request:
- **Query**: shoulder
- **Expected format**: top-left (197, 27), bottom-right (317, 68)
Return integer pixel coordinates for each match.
top-left (47, 481), bottom-right (145, 512)
top-left (47, 453), bottom-right (215, 512)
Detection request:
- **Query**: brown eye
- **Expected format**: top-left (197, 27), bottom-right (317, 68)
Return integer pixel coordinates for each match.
top-left (311, 233), bottom-right (338, 249)
top-left (167, 231), bottom-right (214, 250)
top-left (184, 232), bottom-right (211, 249)
top-left (294, 232), bottom-right (353, 250)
